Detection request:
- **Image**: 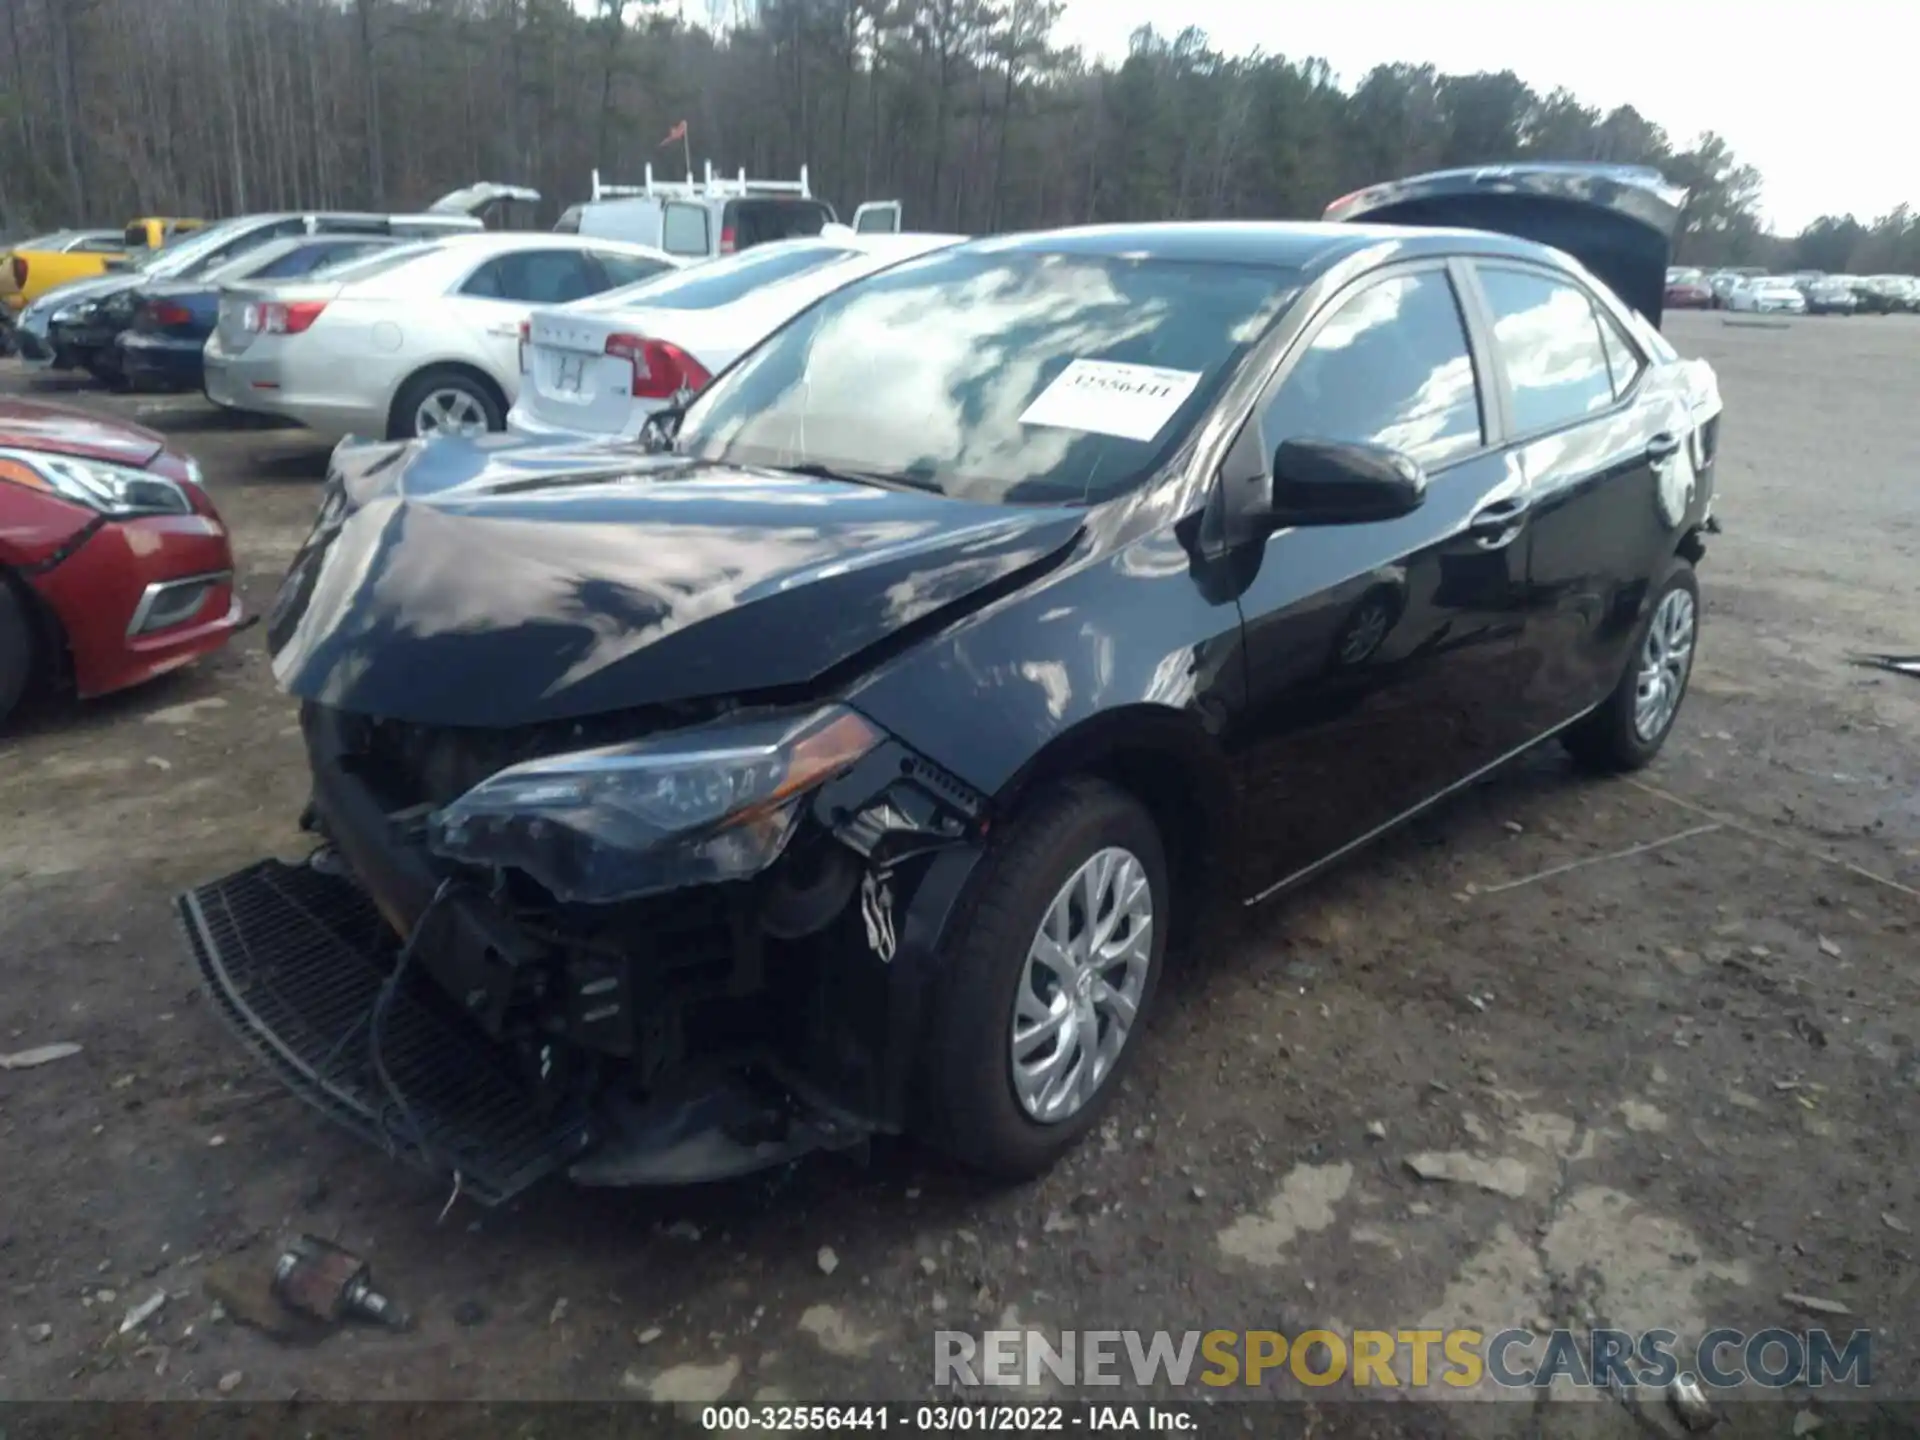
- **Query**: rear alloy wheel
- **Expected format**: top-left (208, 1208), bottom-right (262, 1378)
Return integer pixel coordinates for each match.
top-left (0, 574), bottom-right (36, 726)
top-left (920, 779), bottom-right (1167, 1177)
top-left (390, 368), bottom-right (504, 441)
top-left (1562, 561), bottom-right (1699, 772)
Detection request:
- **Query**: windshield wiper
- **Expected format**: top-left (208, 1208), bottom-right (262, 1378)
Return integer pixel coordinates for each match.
top-left (772, 462), bottom-right (943, 495)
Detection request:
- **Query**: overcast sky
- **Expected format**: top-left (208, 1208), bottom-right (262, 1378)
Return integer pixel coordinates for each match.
top-left (1052, 0), bottom-right (1908, 233)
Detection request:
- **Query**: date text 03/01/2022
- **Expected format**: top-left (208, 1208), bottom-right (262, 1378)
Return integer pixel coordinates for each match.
top-left (700, 1404), bottom-right (1196, 1432)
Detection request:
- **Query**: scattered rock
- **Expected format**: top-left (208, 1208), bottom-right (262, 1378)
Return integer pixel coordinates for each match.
top-left (1530, 1315), bottom-right (1552, 1334)
top-left (146, 697), bottom-right (229, 726)
top-left (1190, 1185), bottom-right (1207, 1201)
top-left (798, 1303), bottom-right (880, 1358)
top-left (1617, 1099), bottom-right (1670, 1134)
top-left (548, 1297), bottom-right (569, 1326)
top-left (145, 756), bottom-right (173, 771)
top-left (217, 1371), bottom-right (243, 1395)
top-left (0, 1043), bottom-right (83, 1070)
top-left (1882, 1213), bottom-right (1911, 1236)
top-left (1667, 1373), bottom-right (1716, 1431)
top-left (662, 1220), bottom-right (702, 1242)
top-left (1365, 1120), bottom-right (1387, 1141)
top-left (1792, 1410), bottom-right (1822, 1436)
top-left (918, 1256), bottom-right (938, 1275)
top-left (625, 1357), bottom-right (741, 1403)
top-left (1781, 1291), bottom-right (1851, 1317)
top-left (1405, 1151), bottom-right (1530, 1198)
top-left (119, 1290), bottom-right (168, 1335)
top-left (817, 1246), bottom-right (839, 1276)
top-left (28, 1322), bottom-right (52, 1343)
top-left (1817, 936), bottom-right (1842, 959)
top-left (453, 1300), bottom-right (488, 1327)
top-left (635, 1325), bottom-right (663, 1346)
top-left (95, 1288), bottom-right (118, 1305)
top-left (207, 1135), bottom-right (227, 1148)
top-left (1041, 1211), bottom-right (1078, 1234)
top-left (929, 1293), bottom-right (948, 1314)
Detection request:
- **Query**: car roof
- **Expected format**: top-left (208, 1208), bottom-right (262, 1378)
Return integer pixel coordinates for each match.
top-left (963, 220), bottom-right (1559, 277)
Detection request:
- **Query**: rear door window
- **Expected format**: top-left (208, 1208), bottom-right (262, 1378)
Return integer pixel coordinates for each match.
top-left (461, 249), bottom-right (603, 304)
top-left (71, 234), bottom-right (126, 253)
top-left (1475, 266), bottom-right (1618, 434)
top-left (1258, 268), bottom-right (1483, 467)
top-left (723, 199), bottom-right (834, 251)
top-left (661, 203), bottom-right (711, 258)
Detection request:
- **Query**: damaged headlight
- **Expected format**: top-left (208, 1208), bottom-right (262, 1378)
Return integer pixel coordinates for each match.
top-left (0, 448), bottom-right (194, 517)
top-left (426, 705), bottom-right (883, 904)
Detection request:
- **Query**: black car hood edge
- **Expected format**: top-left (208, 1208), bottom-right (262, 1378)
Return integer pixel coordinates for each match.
top-left (268, 437), bottom-right (1085, 729)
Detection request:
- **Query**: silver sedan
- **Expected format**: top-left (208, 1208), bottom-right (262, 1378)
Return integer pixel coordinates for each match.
top-left (202, 233), bottom-right (679, 440)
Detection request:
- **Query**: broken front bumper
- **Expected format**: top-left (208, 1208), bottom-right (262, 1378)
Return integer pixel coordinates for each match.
top-left (177, 859), bottom-right (878, 1203)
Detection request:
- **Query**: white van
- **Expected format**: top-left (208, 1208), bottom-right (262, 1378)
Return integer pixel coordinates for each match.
top-left (552, 162), bottom-right (901, 264)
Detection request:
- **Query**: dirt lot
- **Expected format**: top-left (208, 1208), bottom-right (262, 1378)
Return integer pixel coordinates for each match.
top-left (1, 312), bottom-right (1917, 1429)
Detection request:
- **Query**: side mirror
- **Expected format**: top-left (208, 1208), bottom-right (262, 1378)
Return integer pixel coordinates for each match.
top-left (1270, 438), bottom-right (1427, 526)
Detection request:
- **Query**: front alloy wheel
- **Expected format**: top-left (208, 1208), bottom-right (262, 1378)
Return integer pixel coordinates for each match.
top-left (921, 779), bottom-right (1168, 1177)
top-left (1011, 847), bottom-right (1153, 1124)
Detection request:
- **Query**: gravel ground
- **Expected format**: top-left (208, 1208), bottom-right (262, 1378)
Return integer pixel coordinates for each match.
top-left (1, 312), bottom-right (1917, 1432)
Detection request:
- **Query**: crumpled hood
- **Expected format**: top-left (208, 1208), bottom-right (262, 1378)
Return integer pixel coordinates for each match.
top-left (268, 435), bottom-right (1083, 728)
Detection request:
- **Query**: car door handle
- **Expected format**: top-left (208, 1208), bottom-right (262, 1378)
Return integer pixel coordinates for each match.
top-left (1467, 497), bottom-right (1528, 549)
top-left (1646, 431), bottom-right (1682, 462)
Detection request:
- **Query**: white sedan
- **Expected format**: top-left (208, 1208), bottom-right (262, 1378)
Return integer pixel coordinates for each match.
top-left (508, 230), bottom-right (965, 442)
top-left (1726, 276), bottom-right (1806, 315)
top-left (202, 233), bottom-right (679, 439)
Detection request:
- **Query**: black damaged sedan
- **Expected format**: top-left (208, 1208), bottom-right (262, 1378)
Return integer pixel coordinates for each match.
top-left (183, 165), bottom-right (1724, 1201)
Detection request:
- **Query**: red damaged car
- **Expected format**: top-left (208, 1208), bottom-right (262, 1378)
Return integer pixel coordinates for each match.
top-left (0, 397), bottom-right (243, 723)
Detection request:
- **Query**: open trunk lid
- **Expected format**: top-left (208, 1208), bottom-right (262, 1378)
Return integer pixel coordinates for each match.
top-left (1324, 163), bottom-right (1688, 329)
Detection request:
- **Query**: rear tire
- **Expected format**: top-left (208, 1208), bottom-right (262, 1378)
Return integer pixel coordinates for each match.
top-left (918, 779), bottom-right (1168, 1179)
top-left (388, 367), bottom-right (505, 441)
top-left (1562, 562), bottom-right (1699, 773)
top-left (0, 574), bottom-right (36, 726)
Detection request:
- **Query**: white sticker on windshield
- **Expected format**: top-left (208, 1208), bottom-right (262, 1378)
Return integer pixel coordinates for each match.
top-left (1018, 360), bottom-right (1204, 443)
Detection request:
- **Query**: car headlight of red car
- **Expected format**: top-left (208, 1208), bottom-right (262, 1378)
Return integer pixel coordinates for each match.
top-left (426, 705), bottom-right (884, 905)
top-left (0, 448), bottom-right (194, 517)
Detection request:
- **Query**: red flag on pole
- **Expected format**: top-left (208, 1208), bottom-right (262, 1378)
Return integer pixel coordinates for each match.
top-left (659, 120), bottom-right (688, 149)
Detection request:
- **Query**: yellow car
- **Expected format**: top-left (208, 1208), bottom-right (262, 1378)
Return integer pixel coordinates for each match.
top-left (122, 216), bottom-right (206, 250)
top-left (2, 229), bottom-right (126, 331)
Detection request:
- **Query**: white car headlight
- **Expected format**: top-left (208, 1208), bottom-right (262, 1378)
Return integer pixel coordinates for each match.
top-left (427, 705), bottom-right (883, 904)
top-left (0, 448), bottom-right (194, 517)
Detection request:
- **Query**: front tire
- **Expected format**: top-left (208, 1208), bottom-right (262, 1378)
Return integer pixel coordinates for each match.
top-left (1562, 562), bottom-right (1699, 772)
top-left (919, 779), bottom-right (1168, 1178)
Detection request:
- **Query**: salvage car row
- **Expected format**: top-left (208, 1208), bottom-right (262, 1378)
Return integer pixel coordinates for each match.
top-left (1664, 264), bottom-right (1920, 314)
top-left (6, 163), bottom-right (1727, 1210)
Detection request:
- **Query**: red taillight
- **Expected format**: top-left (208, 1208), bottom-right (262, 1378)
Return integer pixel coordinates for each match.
top-left (603, 333), bottom-right (713, 401)
top-left (151, 300), bottom-right (193, 327)
top-left (246, 299), bottom-right (327, 335)
top-left (9, 256), bottom-right (25, 287)
top-left (718, 226), bottom-right (736, 256)
top-left (518, 318), bottom-right (531, 374)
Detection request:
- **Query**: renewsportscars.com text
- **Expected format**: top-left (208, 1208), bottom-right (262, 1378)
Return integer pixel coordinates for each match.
top-left (935, 1327), bottom-right (1872, 1390)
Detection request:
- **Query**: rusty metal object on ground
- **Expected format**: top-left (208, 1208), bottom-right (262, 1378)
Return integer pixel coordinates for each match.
top-left (270, 1234), bottom-right (411, 1330)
